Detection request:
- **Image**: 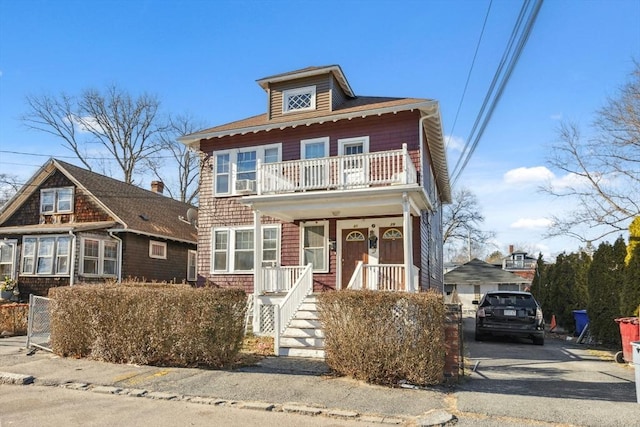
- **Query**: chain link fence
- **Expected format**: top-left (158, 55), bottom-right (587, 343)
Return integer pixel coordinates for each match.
top-left (27, 295), bottom-right (52, 352)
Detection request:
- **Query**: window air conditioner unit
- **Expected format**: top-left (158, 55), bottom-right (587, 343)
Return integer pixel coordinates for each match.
top-left (235, 179), bottom-right (256, 193)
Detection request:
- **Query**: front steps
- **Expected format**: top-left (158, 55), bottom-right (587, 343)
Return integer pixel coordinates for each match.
top-left (278, 294), bottom-right (325, 358)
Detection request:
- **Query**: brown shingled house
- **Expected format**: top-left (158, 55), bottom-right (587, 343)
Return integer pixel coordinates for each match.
top-left (179, 65), bottom-right (452, 357)
top-left (0, 159), bottom-right (197, 298)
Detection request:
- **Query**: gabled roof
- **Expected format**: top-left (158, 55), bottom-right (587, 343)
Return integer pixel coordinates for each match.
top-left (444, 258), bottom-right (530, 284)
top-left (0, 159), bottom-right (197, 244)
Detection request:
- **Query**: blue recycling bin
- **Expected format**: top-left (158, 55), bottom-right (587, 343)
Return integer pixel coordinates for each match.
top-left (573, 309), bottom-right (589, 336)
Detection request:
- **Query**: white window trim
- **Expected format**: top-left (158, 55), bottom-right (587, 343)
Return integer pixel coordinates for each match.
top-left (212, 143), bottom-right (282, 197)
top-left (149, 240), bottom-right (167, 259)
top-left (282, 85), bottom-right (316, 113)
top-left (80, 237), bottom-right (118, 277)
top-left (300, 137), bottom-right (329, 159)
top-left (337, 136), bottom-right (370, 155)
top-left (187, 249), bottom-right (197, 281)
top-left (300, 220), bottom-right (329, 273)
top-left (21, 235), bottom-right (72, 277)
top-left (40, 187), bottom-right (74, 214)
top-left (0, 240), bottom-right (18, 280)
top-left (210, 224), bottom-right (281, 274)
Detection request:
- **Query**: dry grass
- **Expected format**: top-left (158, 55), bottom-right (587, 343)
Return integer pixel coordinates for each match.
top-left (234, 334), bottom-right (274, 367)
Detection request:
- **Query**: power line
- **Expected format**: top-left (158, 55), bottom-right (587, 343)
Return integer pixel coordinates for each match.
top-left (446, 0), bottom-right (493, 151)
top-left (450, 0), bottom-right (544, 187)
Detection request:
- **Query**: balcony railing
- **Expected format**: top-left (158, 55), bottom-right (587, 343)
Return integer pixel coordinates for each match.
top-left (503, 259), bottom-right (536, 270)
top-left (257, 144), bottom-right (417, 195)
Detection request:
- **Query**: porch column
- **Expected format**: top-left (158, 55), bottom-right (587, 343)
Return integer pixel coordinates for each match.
top-left (253, 209), bottom-right (262, 333)
top-left (402, 193), bottom-right (414, 292)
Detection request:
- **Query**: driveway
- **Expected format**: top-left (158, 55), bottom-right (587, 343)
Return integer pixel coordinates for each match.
top-left (455, 317), bottom-right (640, 426)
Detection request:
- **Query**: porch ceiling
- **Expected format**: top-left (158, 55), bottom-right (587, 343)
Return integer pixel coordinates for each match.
top-left (242, 185), bottom-right (431, 222)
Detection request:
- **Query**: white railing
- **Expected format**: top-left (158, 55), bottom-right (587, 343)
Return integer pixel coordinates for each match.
top-left (274, 263), bottom-right (313, 355)
top-left (346, 261), bottom-right (364, 290)
top-left (346, 263), bottom-right (417, 292)
top-left (259, 144), bottom-right (417, 194)
top-left (259, 265), bottom-right (309, 294)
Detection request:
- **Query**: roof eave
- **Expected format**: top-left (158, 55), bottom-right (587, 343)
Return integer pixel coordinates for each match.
top-left (179, 100), bottom-right (439, 144)
top-left (256, 65), bottom-right (354, 98)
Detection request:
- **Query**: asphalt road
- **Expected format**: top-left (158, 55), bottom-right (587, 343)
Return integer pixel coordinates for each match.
top-left (456, 317), bottom-right (640, 426)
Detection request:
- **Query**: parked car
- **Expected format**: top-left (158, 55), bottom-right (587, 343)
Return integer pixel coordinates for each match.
top-left (473, 291), bottom-right (545, 345)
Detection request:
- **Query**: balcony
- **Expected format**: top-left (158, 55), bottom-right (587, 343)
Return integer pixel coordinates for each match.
top-left (257, 144), bottom-right (417, 195)
top-left (243, 144), bottom-right (430, 222)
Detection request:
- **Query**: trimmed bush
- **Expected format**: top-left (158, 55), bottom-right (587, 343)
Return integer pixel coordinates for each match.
top-left (0, 302), bottom-right (28, 335)
top-left (49, 284), bottom-right (246, 368)
top-left (318, 290), bottom-right (445, 386)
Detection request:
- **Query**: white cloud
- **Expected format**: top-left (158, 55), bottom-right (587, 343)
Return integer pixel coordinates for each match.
top-left (445, 135), bottom-right (465, 152)
top-left (64, 114), bottom-right (104, 134)
top-left (549, 172), bottom-right (595, 190)
top-left (510, 218), bottom-right (554, 229)
top-left (504, 166), bottom-right (555, 185)
top-left (550, 113), bottom-right (563, 120)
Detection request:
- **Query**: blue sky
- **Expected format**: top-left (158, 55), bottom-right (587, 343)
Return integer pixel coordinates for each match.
top-left (1, 0), bottom-right (639, 259)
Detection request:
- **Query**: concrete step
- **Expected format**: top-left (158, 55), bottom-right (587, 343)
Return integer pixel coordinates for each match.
top-left (298, 302), bottom-right (319, 311)
top-left (282, 327), bottom-right (325, 338)
top-left (278, 347), bottom-right (325, 358)
top-left (279, 336), bottom-right (324, 348)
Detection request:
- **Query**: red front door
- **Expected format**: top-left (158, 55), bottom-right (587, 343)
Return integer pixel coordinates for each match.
top-left (341, 228), bottom-right (368, 289)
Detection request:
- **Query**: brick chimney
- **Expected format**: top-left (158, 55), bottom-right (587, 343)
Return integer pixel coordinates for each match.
top-left (151, 180), bottom-right (164, 194)
top-left (509, 244), bottom-right (514, 254)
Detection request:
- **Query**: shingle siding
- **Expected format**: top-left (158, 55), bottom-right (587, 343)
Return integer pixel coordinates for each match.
top-left (120, 233), bottom-right (191, 283)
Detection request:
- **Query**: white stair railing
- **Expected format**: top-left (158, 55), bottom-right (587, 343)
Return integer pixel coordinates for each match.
top-left (346, 261), bottom-right (364, 289)
top-left (260, 265), bottom-right (309, 294)
top-left (274, 263), bottom-right (313, 356)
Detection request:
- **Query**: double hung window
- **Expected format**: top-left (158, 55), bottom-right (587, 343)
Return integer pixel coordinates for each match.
top-left (81, 238), bottom-right (118, 277)
top-left (213, 144), bottom-right (281, 196)
top-left (211, 225), bottom-right (280, 273)
top-left (21, 236), bottom-right (71, 275)
top-left (40, 187), bottom-right (74, 214)
top-left (0, 241), bottom-right (17, 278)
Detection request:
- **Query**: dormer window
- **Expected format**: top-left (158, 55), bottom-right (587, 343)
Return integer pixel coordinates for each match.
top-left (40, 187), bottom-right (74, 214)
top-left (283, 86), bottom-right (316, 113)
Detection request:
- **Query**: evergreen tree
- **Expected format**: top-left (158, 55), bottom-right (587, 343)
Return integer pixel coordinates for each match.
top-left (622, 243), bottom-right (640, 316)
top-left (587, 238), bottom-right (626, 347)
top-left (546, 253), bottom-right (577, 330)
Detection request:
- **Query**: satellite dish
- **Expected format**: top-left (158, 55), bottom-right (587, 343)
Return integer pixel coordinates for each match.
top-left (186, 208), bottom-right (198, 225)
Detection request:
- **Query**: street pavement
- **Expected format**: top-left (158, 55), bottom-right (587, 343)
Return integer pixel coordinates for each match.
top-left (1, 326), bottom-right (639, 426)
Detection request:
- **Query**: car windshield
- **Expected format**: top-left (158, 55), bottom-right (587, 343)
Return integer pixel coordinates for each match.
top-left (482, 293), bottom-right (537, 308)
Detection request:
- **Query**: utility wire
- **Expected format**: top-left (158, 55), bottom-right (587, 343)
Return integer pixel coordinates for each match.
top-left (450, 0), bottom-right (544, 187)
top-left (446, 0), bottom-right (493, 151)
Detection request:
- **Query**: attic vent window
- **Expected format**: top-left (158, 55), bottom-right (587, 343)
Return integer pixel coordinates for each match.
top-left (139, 214), bottom-right (149, 221)
top-left (283, 86), bottom-right (316, 113)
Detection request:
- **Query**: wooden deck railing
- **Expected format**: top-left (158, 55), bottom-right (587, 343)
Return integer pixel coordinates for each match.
top-left (258, 144), bottom-right (416, 195)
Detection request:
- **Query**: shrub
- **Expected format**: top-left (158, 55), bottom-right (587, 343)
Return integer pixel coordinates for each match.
top-left (318, 290), bottom-right (445, 386)
top-left (0, 302), bottom-right (28, 334)
top-left (49, 283), bottom-right (246, 368)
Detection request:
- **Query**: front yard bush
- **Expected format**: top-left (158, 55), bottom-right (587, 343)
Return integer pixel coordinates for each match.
top-left (49, 284), bottom-right (246, 368)
top-left (318, 290), bottom-right (445, 386)
top-left (0, 302), bottom-right (28, 335)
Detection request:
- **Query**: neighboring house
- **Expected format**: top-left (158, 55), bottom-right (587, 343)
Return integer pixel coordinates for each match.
top-left (0, 159), bottom-right (198, 298)
top-left (179, 65), bottom-right (452, 357)
top-left (444, 258), bottom-right (530, 315)
top-left (499, 245), bottom-right (538, 282)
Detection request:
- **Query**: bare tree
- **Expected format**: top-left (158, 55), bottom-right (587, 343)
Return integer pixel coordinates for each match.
top-left (0, 173), bottom-right (20, 208)
top-left (543, 62), bottom-right (640, 244)
top-left (145, 114), bottom-right (204, 205)
top-left (443, 187), bottom-right (495, 260)
top-left (22, 85), bottom-right (166, 184)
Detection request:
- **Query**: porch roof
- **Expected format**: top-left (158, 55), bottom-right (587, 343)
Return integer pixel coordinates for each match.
top-left (0, 221), bottom-right (119, 235)
top-left (243, 185), bottom-right (431, 222)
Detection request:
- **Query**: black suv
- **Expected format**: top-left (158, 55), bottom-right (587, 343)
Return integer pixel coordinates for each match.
top-left (473, 291), bottom-right (545, 345)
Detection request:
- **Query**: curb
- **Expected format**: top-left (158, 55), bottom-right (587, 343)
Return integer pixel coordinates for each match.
top-left (0, 373), bottom-right (458, 426)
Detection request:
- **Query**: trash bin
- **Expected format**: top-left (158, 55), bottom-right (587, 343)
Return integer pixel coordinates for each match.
top-left (632, 341), bottom-right (640, 404)
top-left (615, 317), bottom-right (640, 363)
top-left (572, 309), bottom-right (589, 336)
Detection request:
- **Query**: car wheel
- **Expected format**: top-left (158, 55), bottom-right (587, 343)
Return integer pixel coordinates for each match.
top-left (533, 336), bottom-right (544, 346)
top-left (614, 351), bottom-right (625, 363)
